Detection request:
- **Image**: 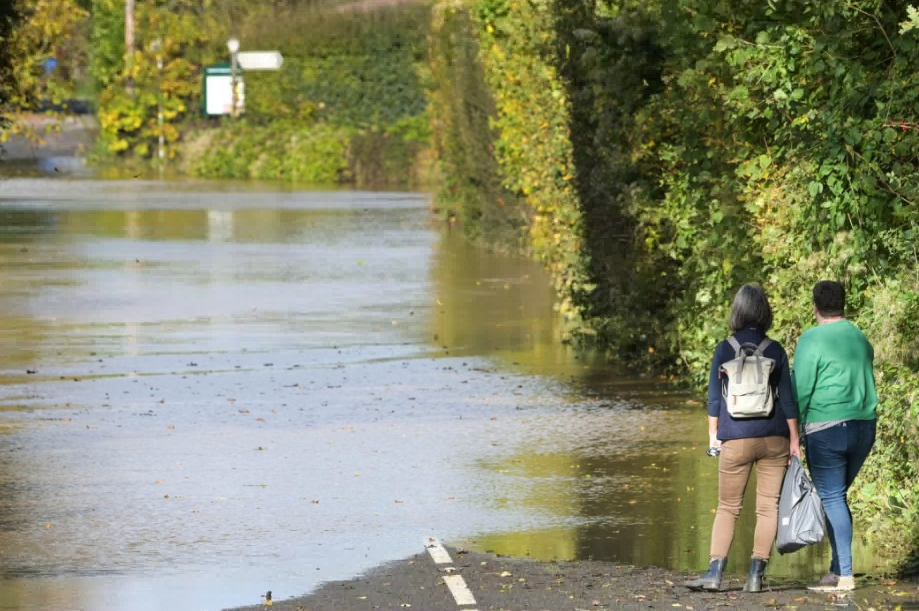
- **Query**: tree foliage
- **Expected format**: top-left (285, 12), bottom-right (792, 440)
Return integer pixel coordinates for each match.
top-left (0, 0), bottom-right (16, 134)
top-left (90, 0), bottom-right (239, 157)
top-left (0, 0), bottom-right (89, 145)
top-left (429, 0), bottom-right (919, 556)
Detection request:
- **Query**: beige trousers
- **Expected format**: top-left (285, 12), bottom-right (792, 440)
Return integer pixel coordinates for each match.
top-left (710, 436), bottom-right (790, 560)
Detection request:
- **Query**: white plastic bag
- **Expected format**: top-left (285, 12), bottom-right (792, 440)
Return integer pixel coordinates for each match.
top-left (776, 456), bottom-right (826, 555)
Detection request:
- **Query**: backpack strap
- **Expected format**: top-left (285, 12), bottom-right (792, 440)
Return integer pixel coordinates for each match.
top-left (754, 338), bottom-right (772, 356)
top-left (727, 336), bottom-right (743, 357)
top-left (725, 337), bottom-right (771, 385)
top-left (725, 336), bottom-right (750, 384)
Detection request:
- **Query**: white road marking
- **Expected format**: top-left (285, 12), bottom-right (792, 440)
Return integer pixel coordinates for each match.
top-left (424, 537), bottom-right (479, 607)
top-left (423, 537), bottom-right (453, 565)
top-left (443, 574), bottom-right (477, 606)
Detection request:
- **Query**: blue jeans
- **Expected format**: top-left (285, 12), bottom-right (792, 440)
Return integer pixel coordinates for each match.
top-left (805, 419), bottom-right (876, 577)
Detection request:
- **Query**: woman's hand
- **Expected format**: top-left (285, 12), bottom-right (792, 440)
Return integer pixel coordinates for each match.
top-left (788, 436), bottom-right (802, 464)
top-left (786, 418), bottom-right (802, 465)
top-left (709, 433), bottom-right (722, 451)
top-left (708, 416), bottom-right (720, 452)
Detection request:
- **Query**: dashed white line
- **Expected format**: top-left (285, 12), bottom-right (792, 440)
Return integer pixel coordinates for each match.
top-left (423, 536), bottom-right (454, 564)
top-left (442, 574), bottom-right (477, 606)
top-left (424, 537), bottom-right (478, 608)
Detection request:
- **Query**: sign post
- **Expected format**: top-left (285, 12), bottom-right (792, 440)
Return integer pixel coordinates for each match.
top-left (202, 47), bottom-right (284, 117)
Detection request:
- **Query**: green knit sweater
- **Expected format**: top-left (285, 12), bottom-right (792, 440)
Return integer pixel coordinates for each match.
top-left (791, 319), bottom-right (878, 424)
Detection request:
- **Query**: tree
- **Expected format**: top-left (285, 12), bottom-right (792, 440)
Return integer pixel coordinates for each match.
top-left (0, 0), bottom-right (19, 137)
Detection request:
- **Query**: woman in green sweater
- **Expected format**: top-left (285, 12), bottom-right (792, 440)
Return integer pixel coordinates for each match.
top-left (792, 281), bottom-right (878, 593)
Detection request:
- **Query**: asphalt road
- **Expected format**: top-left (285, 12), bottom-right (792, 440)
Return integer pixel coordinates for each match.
top-left (229, 543), bottom-right (919, 611)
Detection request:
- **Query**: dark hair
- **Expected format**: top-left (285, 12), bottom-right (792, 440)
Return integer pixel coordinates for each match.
top-left (813, 280), bottom-right (845, 317)
top-left (729, 284), bottom-right (773, 333)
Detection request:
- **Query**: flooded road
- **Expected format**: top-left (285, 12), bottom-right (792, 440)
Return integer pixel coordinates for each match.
top-left (0, 173), bottom-right (890, 611)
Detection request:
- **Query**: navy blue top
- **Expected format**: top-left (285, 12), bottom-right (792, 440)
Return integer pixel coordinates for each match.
top-left (707, 328), bottom-right (799, 441)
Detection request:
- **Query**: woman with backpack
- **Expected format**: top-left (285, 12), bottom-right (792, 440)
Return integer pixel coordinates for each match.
top-left (686, 284), bottom-right (802, 593)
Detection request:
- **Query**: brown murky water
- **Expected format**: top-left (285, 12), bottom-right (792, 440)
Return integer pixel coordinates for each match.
top-left (0, 171), bottom-right (889, 610)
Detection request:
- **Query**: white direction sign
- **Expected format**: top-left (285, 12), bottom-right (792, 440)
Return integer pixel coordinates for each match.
top-left (237, 51), bottom-right (283, 71)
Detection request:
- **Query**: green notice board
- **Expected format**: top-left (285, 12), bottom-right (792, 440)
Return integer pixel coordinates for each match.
top-left (203, 62), bottom-right (245, 116)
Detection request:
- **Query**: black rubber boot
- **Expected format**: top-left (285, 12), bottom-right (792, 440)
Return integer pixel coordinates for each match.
top-left (685, 558), bottom-right (727, 591)
top-left (744, 558), bottom-right (768, 593)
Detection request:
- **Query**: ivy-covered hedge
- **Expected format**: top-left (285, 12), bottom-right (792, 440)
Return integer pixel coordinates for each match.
top-left (184, 4), bottom-right (436, 187)
top-left (429, 0), bottom-right (919, 564)
top-left (182, 114), bottom-right (435, 187)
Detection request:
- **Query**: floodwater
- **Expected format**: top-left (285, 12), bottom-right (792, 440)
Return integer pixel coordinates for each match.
top-left (0, 167), bottom-right (891, 611)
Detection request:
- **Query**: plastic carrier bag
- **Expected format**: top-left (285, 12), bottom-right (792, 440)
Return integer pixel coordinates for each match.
top-left (777, 456), bottom-right (826, 555)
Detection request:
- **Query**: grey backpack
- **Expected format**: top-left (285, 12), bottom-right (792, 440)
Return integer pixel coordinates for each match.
top-left (720, 337), bottom-right (776, 418)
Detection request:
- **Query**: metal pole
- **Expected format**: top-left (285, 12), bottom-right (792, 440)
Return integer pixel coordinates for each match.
top-left (158, 55), bottom-right (164, 161)
top-left (151, 38), bottom-right (165, 163)
top-left (125, 0), bottom-right (135, 94)
top-left (230, 51), bottom-right (239, 118)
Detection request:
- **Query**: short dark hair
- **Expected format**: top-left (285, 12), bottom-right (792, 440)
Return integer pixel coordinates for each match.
top-left (813, 280), bottom-right (845, 317)
top-left (730, 284), bottom-right (773, 333)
